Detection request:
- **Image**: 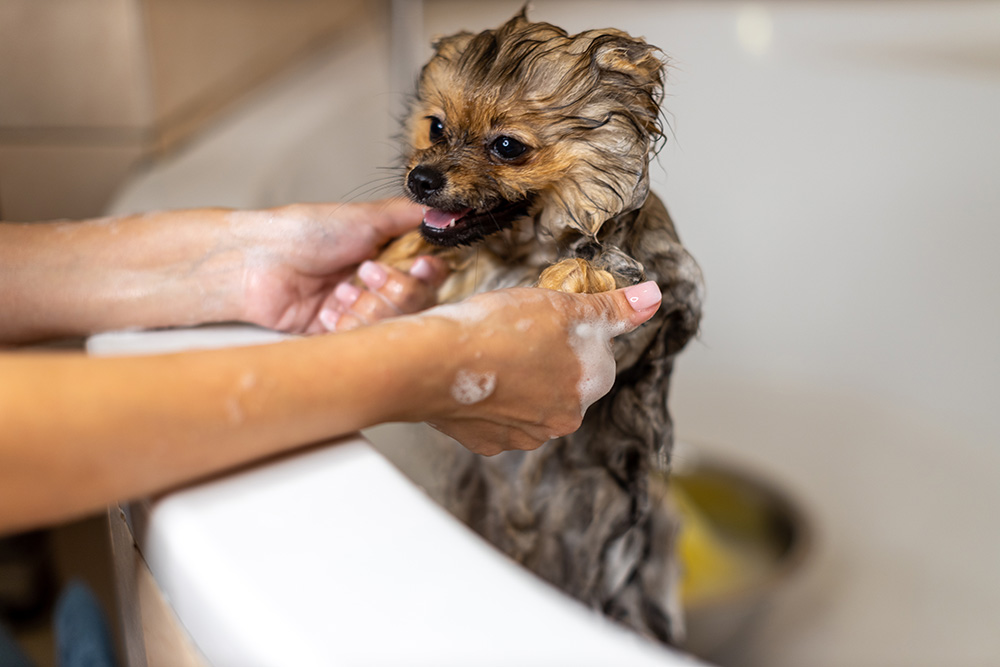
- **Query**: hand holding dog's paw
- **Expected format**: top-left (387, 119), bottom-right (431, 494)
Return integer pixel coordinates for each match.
top-left (408, 282), bottom-right (662, 456)
top-left (320, 257), bottom-right (449, 332)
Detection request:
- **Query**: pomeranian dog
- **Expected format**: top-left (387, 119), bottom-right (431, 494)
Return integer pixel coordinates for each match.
top-left (380, 9), bottom-right (703, 644)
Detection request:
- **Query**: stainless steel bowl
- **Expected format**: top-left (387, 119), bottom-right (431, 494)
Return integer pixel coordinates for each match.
top-left (656, 453), bottom-right (811, 659)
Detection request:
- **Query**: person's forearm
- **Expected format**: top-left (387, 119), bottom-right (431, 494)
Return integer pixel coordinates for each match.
top-left (0, 211), bottom-right (245, 344)
top-left (0, 321), bottom-right (449, 535)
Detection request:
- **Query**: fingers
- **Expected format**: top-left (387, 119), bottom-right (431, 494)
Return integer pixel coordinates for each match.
top-left (356, 198), bottom-right (425, 243)
top-left (432, 421), bottom-right (556, 457)
top-left (320, 257), bottom-right (448, 331)
top-left (575, 280), bottom-right (662, 336)
top-left (361, 280), bottom-right (661, 458)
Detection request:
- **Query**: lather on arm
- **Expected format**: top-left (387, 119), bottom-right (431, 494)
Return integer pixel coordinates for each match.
top-left (0, 199), bottom-right (441, 344)
top-left (0, 285), bottom-right (661, 537)
top-left (0, 198), bottom-right (661, 534)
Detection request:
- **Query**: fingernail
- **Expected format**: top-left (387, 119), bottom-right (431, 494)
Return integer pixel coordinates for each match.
top-left (319, 307), bottom-right (340, 331)
top-left (409, 256), bottom-right (435, 282)
top-left (624, 281), bottom-right (661, 311)
top-left (334, 282), bottom-right (361, 306)
top-left (358, 261), bottom-right (387, 289)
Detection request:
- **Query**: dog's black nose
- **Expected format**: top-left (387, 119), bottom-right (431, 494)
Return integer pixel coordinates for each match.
top-left (407, 165), bottom-right (445, 200)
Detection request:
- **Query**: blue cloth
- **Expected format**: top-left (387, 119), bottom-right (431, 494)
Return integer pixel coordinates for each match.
top-left (53, 581), bottom-right (116, 667)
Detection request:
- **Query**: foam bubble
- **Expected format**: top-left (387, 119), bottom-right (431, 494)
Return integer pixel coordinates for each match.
top-left (451, 369), bottom-right (497, 405)
top-left (423, 291), bottom-right (545, 326)
top-left (422, 301), bottom-right (491, 325)
top-left (568, 315), bottom-right (627, 416)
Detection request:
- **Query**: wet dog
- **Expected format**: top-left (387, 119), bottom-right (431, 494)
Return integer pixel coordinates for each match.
top-left (381, 10), bottom-right (703, 644)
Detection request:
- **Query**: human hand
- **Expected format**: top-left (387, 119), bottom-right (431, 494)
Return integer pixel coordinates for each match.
top-left (233, 198), bottom-right (427, 333)
top-left (322, 256), bottom-right (449, 332)
top-left (401, 281), bottom-right (663, 456)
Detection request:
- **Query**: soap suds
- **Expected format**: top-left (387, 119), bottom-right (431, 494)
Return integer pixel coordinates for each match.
top-left (421, 291), bottom-right (627, 416)
top-left (568, 316), bottom-right (628, 416)
top-left (225, 397), bottom-right (244, 425)
top-left (423, 301), bottom-right (492, 325)
top-left (423, 291), bottom-right (545, 326)
top-left (238, 371), bottom-right (257, 391)
top-left (225, 371), bottom-right (258, 425)
top-left (451, 369), bottom-right (497, 405)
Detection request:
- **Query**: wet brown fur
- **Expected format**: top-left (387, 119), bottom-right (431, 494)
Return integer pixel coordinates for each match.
top-left (399, 11), bottom-right (663, 243)
top-left (381, 10), bottom-right (703, 645)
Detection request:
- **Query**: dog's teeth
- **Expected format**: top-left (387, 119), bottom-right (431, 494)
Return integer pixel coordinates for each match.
top-left (423, 207), bottom-right (471, 230)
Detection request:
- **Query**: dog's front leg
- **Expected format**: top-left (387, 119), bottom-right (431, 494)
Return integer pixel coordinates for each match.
top-left (536, 257), bottom-right (616, 293)
top-left (536, 243), bottom-right (643, 294)
top-left (375, 229), bottom-right (441, 273)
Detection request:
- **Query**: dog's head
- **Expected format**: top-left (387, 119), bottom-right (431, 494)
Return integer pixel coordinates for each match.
top-left (403, 10), bottom-right (664, 246)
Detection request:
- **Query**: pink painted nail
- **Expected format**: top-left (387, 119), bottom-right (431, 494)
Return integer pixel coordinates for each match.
top-left (358, 261), bottom-right (387, 289)
top-left (623, 281), bottom-right (661, 311)
top-left (319, 307), bottom-right (340, 331)
top-left (409, 256), bottom-right (435, 282)
top-left (334, 282), bottom-right (361, 306)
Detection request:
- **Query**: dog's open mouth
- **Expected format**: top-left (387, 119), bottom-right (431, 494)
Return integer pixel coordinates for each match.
top-left (420, 198), bottom-right (532, 247)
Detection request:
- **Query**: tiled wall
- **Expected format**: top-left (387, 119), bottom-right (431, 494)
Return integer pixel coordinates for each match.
top-left (0, 0), bottom-right (365, 222)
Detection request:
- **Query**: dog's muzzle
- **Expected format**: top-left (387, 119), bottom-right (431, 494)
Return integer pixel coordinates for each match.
top-left (407, 165), bottom-right (445, 200)
top-left (405, 165), bottom-right (532, 247)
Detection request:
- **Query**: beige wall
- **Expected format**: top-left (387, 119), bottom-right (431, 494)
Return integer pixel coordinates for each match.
top-left (0, 0), bottom-right (365, 222)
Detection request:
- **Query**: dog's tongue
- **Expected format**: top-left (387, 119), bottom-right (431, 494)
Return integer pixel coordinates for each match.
top-left (423, 207), bottom-right (471, 229)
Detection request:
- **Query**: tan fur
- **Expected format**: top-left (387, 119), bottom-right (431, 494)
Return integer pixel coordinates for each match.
top-left (537, 258), bottom-right (617, 293)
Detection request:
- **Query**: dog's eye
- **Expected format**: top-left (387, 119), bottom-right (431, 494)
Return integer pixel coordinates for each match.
top-left (491, 136), bottom-right (528, 161)
top-left (428, 116), bottom-right (445, 142)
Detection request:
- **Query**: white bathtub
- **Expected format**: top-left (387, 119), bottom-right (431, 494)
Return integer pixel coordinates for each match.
top-left (105, 2), bottom-right (1000, 666)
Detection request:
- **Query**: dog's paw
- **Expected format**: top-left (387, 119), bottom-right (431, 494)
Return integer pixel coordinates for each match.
top-left (376, 229), bottom-right (437, 273)
top-left (537, 258), bottom-right (617, 293)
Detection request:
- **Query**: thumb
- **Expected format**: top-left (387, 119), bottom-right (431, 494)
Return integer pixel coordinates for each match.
top-left (368, 198), bottom-right (425, 240)
top-left (582, 280), bottom-right (662, 336)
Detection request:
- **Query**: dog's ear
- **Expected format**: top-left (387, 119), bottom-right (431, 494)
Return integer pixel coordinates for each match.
top-left (591, 34), bottom-right (664, 131)
top-left (437, 6), bottom-right (530, 54)
top-left (430, 31), bottom-right (475, 59)
top-left (422, 31), bottom-right (477, 99)
top-left (593, 36), bottom-right (662, 86)
top-left (538, 33), bottom-right (664, 239)
top-left (513, 3), bottom-right (532, 24)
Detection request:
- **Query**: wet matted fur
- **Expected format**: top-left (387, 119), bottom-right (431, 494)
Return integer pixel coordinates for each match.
top-left (380, 10), bottom-right (703, 644)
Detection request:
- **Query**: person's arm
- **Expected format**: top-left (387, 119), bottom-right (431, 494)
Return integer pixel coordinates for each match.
top-left (0, 200), bottom-right (427, 344)
top-left (0, 284), bottom-right (661, 536)
top-left (0, 321), bottom-right (435, 535)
